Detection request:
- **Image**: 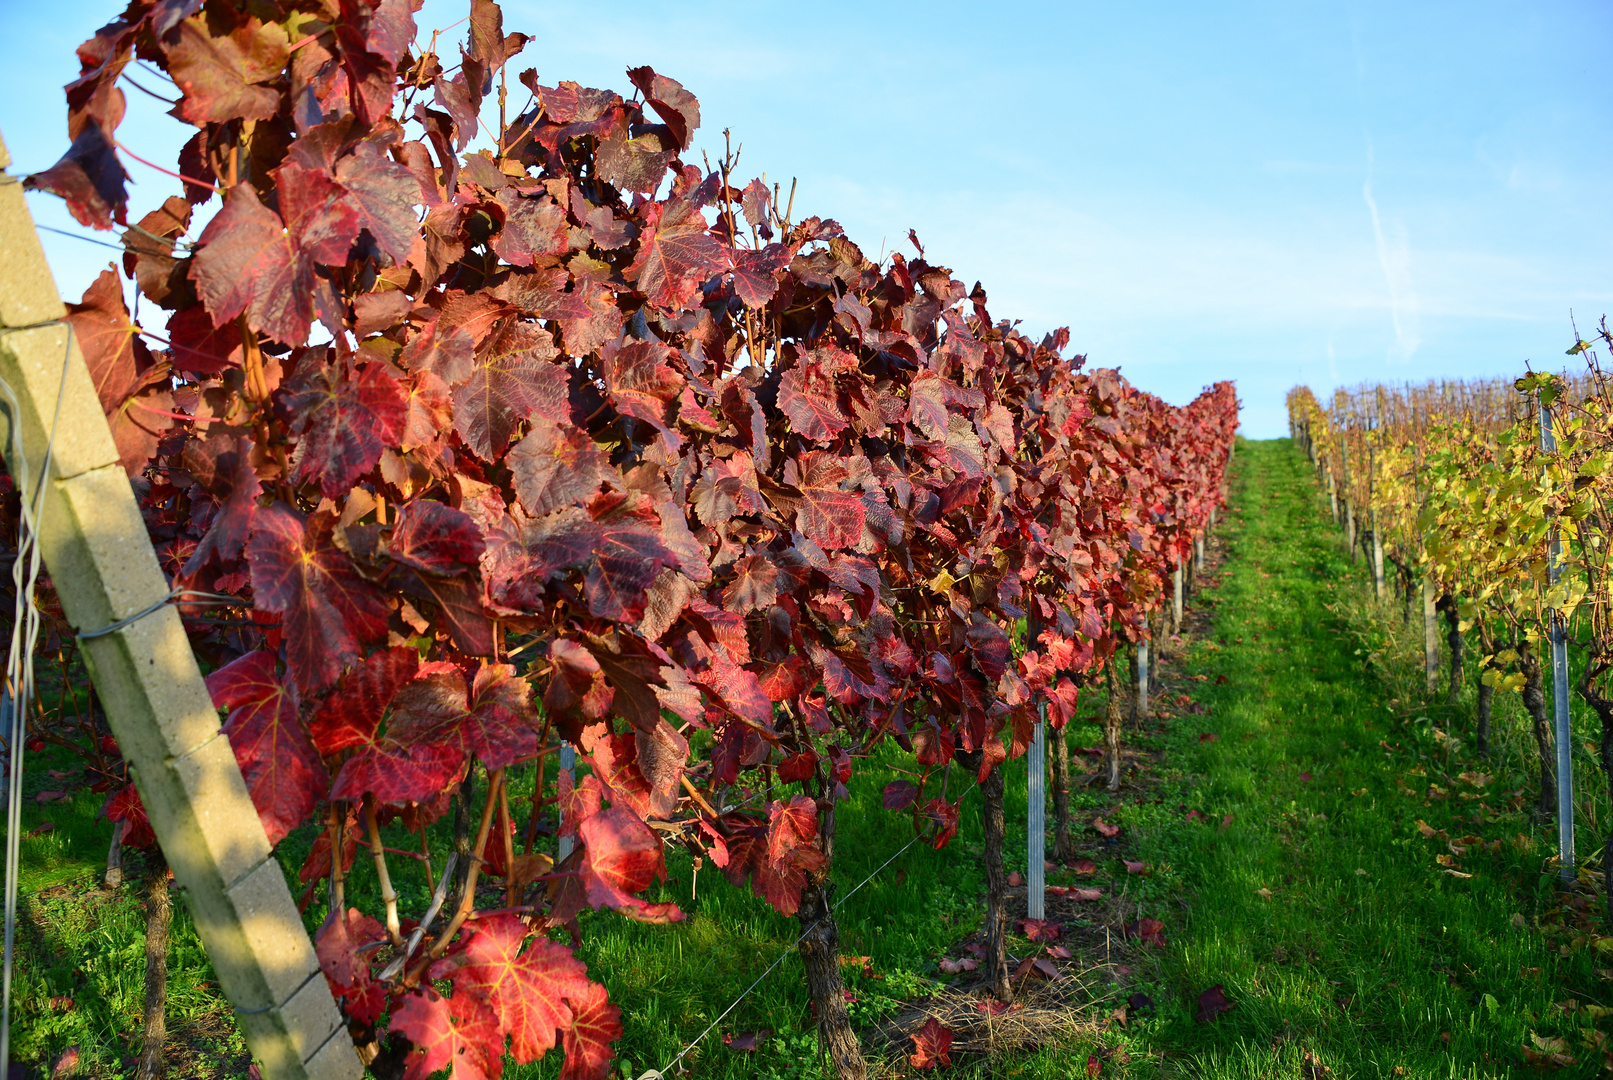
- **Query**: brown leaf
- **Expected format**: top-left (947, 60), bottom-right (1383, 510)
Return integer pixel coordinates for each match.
top-left (1195, 984), bottom-right (1234, 1022)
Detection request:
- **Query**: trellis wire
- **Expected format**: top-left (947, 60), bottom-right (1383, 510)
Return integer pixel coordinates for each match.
top-left (0, 320), bottom-right (74, 1070)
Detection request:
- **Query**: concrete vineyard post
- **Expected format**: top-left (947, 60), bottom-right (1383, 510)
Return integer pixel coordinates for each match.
top-left (0, 133), bottom-right (359, 1080)
top-left (1327, 466), bottom-right (1338, 525)
top-left (556, 743), bottom-right (577, 864)
top-left (1026, 704), bottom-right (1045, 921)
top-left (1539, 392), bottom-right (1576, 882)
top-left (1423, 576), bottom-right (1439, 695)
top-left (1342, 439), bottom-right (1357, 562)
top-left (1369, 446), bottom-right (1384, 601)
top-left (1173, 565), bottom-right (1184, 632)
top-left (1136, 639), bottom-right (1149, 721)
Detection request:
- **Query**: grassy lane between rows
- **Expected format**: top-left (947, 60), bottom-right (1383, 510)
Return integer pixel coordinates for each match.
top-left (1111, 438), bottom-right (1603, 1079)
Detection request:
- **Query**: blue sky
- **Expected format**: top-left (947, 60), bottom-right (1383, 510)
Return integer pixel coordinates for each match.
top-left (3, 0), bottom-right (1610, 437)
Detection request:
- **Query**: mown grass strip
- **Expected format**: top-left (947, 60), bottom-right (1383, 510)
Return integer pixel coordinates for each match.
top-left (1118, 438), bottom-right (1603, 1079)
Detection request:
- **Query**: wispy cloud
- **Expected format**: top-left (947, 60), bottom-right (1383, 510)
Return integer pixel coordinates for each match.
top-left (1362, 143), bottom-right (1421, 362)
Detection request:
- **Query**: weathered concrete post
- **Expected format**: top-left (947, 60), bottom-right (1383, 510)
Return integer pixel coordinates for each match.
top-left (0, 134), bottom-right (358, 1080)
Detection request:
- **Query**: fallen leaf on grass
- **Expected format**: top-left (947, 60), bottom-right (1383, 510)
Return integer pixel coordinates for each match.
top-left (1124, 860), bottom-right (1149, 875)
top-left (1012, 956), bottom-right (1062, 983)
top-left (1128, 992), bottom-right (1155, 1011)
top-left (1215, 674), bottom-right (1229, 684)
top-left (939, 957), bottom-right (979, 974)
top-left (1186, 809), bottom-right (1203, 821)
top-left (1073, 859), bottom-right (1097, 875)
top-left (1256, 887), bottom-right (1273, 899)
top-left (963, 943), bottom-right (986, 958)
top-left (33, 790), bottom-right (70, 804)
top-left (1220, 813), bottom-right (1235, 830)
top-left (975, 999), bottom-right (1016, 1016)
top-left (1301, 1049), bottom-right (1333, 1078)
top-left (1458, 771), bottom-right (1493, 788)
top-left (909, 1018), bottom-right (953, 1069)
top-left (1047, 945), bottom-right (1072, 959)
top-left (1092, 818), bottom-right (1121, 838)
top-left (47, 995), bottom-right (73, 1011)
top-left (1196, 984), bottom-right (1234, 1022)
top-left (1109, 1004), bottom-right (1129, 1027)
top-left (1523, 1032), bottom-right (1576, 1068)
top-left (1122, 918), bottom-right (1167, 947)
top-left (1200, 732), bottom-right (1219, 743)
top-left (1415, 820), bottom-right (1449, 840)
top-left (1018, 918), bottom-right (1062, 941)
top-left (27, 822), bottom-right (54, 837)
top-left (1007, 871), bottom-right (1023, 887)
top-left (52, 1046), bottom-right (80, 1078)
top-left (1068, 888), bottom-right (1104, 901)
top-left (723, 1029), bottom-right (770, 1052)
top-left (1086, 1053), bottom-right (1102, 1077)
top-left (1299, 772), bottom-right (1313, 782)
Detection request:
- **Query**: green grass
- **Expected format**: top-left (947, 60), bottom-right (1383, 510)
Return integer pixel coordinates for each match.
top-left (9, 437), bottom-right (1610, 1079)
top-left (1106, 438), bottom-right (1606, 1078)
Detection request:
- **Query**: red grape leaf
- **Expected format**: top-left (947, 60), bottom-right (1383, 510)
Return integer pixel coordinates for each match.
top-left (882, 780), bottom-right (919, 810)
top-left (559, 981), bottom-right (621, 1080)
top-left (766, 795), bottom-right (817, 867)
top-left (388, 500), bottom-right (485, 575)
top-left (333, 0), bottom-right (414, 124)
top-left (183, 434), bottom-right (260, 573)
top-left (104, 784), bottom-right (155, 849)
top-left (909, 1018), bottom-right (953, 1070)
top-left (788, 452), bottom-right (865, 550)
top-left (595, 127), bottom-right (674, 195)
top-left (585, 520), bottom-right (675, 622)
top-left (190, 183), bottom-right (314, 346)
top-left (507, 417), bottom-right (618, 517)
top-left (625, 66), bottom-right (700, 150)
top-left (778, 354), bottom-right (847, 442)
top-left (401, 294), bottom-right (500, 384)
top-left (333, 141), bottom-right (421, 264)
top-left (577, 807), bottom-right (680, 920)
top-left (544, 640), bottom-right (615, 726)
top-left (329, 736), bottom-right (464, 805)
top-left (163, 13), bottom-right (288, 125)
top-left (730, 244), bottom-right (791, 308)
top-left (280, 361), bottom-right (407, 498)
top-left (64, 270), bottom-right (149, 411)
top-left (206, 650), bottom-right (325, 845)
top-left (452, 317), bottom-right (568, 459)
top-left (314, 905), bottom-right (384, 994)
top-left (579, 724), bottom-right (654, 820)
top-left (624, 196), bottom-right (726, 311)
top-left (431, 914), bottom-right (588, 1063)
top-left (721, 554), bottom-right (778, 614)
top-left (246, 504), bottom-right (390, 693)
top-left (633, 718), bottom-right (688, 818)
top-left (274, 162), bottom-right (360, 265)
top-left (482, 507), bottom-right (600, 612)
top-left (388, 662), bottom-right (539, 771)
top-left (1195, 983), bottom-right (1233, 1022)
top-left (308, 646), bottom-right (419, 754)
top-left (755, 656), bottom-right (810, 702)
top-left (777, 751), bottom-right (816, 783)
top-left (603, 341), bottom-right (684, 429)
top-left (390, 989), bottom-right (501, 1080)
top-left (24, 120), bottom-right (128, 230)
top-left (492, 188), bottom-right (568, 267)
